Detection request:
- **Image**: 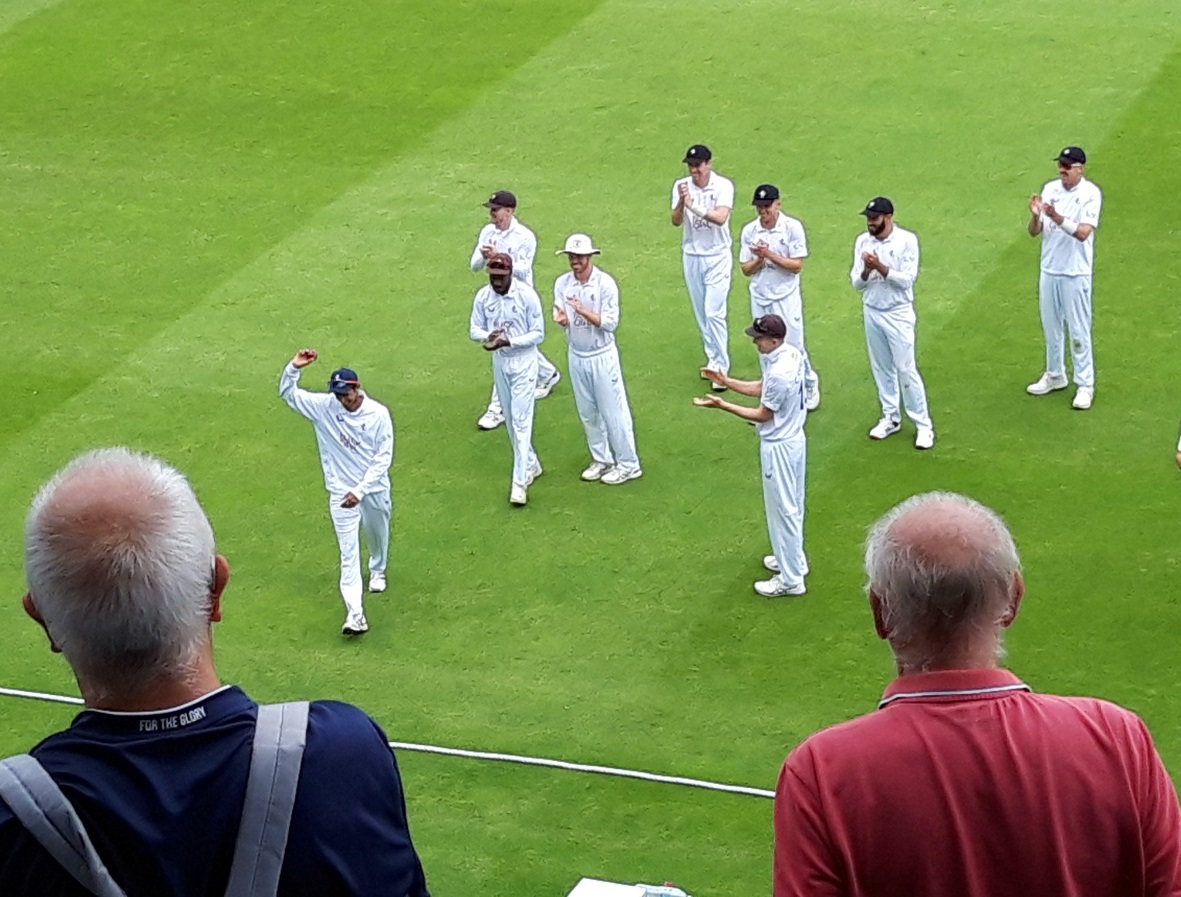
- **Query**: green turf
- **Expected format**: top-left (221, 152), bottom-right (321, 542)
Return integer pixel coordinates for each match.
top-left (1, 1), bottom-right (1180, 894)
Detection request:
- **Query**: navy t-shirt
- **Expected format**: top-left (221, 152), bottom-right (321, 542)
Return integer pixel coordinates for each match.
top-left (0, 686), bottom-right (430, 896)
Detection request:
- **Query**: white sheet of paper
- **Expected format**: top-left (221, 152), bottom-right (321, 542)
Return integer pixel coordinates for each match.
top-left (566, 878), bottom-right (647, 897)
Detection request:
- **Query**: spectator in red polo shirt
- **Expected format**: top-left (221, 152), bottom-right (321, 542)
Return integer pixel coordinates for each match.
top-left (773, 491), bottom-right (1181, 897)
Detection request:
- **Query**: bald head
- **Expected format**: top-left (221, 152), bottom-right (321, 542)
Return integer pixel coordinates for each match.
top-left (865, 492), bottom-right (1023, 671)
top-left (36, 466), bottom-right (173, 583)
top-left (24, 448), bottom-right (221, 704)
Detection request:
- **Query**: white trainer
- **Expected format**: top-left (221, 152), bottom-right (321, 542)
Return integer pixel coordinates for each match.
top-left (342, 613), bottom-right (368, 636)
top-left (509, 484), bottom-right (527, 506)
top-left (762, 555), bottom-right (780, 573)
top-left (581, 461), bottom-right (612, 481)
top-left (477, 408), bottom-right (505, 430)
top-left (868, 418), bottom-right (902, 440)
top-left (914, 427), bottom-right (936, 450)
top-left (805, 379), bottom-right (820, 411)
top-left (368, 574), bottom-right (386, 593)
top-left (1072, 386), bottom-right (1093, 410)
top-left (601, 466), bottom-right (642, 485)
top-left (526, 459), bottom-right (543, 485)
top-left (1026, 372), bottom-right (1069, 396)
top-left (754, 575), bottom-right (807, 598)
top-left (535, 369), bottom-right (561, 399)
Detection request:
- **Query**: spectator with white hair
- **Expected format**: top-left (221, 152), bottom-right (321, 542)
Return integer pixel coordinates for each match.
top-left (773, 491), bottom-right (1181, 897)
top-left (0, 447), bottom-right (430, 897)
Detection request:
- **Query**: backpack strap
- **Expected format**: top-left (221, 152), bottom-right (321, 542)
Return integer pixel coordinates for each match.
top-left (0, 700), bottom-right (310, 897)
top-left (0, 753), bottom-right (128, 897)
top-left (223, 701), bottom-right (310, 897)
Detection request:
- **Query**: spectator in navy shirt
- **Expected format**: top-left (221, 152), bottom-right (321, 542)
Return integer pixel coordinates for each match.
top-left (0, 447), bottom-right (430, 897)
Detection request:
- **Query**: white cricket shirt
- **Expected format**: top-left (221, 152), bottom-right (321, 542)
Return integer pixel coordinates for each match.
top-left (851, 225), bottom-right (920, 311)
top-left (1039, 176), bottom-right (1102, 277)
top-left (739, 212), bottom-right (808, 304)
top-left (469, 218), bottom-right (538, 287)
top-left (671, 171), bottom-right (734, 256)
top-left (757, 343), bottom-right (807, 442)
top-left (279, 364), bottom-right (394, 498)
top-left (469, 280), bottom-right (545, 358)
top-left (553, 266), bottom-right (620, 355)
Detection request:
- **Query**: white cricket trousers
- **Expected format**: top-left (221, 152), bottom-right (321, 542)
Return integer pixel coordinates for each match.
top-left (492, 349), bottom-right (539, 487)
top-left (863, 304), bottom-right (932, 428)
top-left (328, 490), bottom-right (391, 618)
top-left (760, 435), bottom-right (807, 587)
top-left (569, 344), bottom-right (640, 471)
top-left (752, 293), bottom-right (818, 389)
top-left (1039, 271), bottom-right (1094, 388)
top-left (486, 350), bottom-right (558, 415)
top-left (682, 251), bottom-right (732, 374)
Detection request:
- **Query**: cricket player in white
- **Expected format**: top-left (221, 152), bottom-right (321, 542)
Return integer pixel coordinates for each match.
top-left (851, 196), bottom-right (935, 450)
top-left (670, 144), bottom-right (734, 385)
top-left (739, 183), bottom-right (820, 410)
top-left (470, 252), bottom-right (545, 506)
top-left (470, 189), bottom-right (560, 429)
top-left (1026, 146), bottom-right (1103, 410)
top-left (552, 233), bottom-right (642, 485)
top-left (279, 350), bottom-right (394, 635)
top-left (695, 314), bottom-right (808, 597)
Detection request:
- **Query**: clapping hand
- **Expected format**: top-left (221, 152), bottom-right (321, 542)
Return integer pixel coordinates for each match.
top-left (482, 329), bottom-right (509, 351)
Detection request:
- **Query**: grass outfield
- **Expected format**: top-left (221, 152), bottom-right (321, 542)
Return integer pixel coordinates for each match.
top-left (1, 0), bottom-right (1180, 893)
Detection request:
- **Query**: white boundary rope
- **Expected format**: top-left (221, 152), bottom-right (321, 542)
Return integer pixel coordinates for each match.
top-left (0, 686), bottom-right (774, 799)
top-left (0, 687), bottom-right (83, 706)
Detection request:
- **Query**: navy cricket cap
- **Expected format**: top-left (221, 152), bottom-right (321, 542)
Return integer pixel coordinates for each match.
top-left (1055, 146), bottom-right (1086, 165)
top-left (328, 368), bottom-right (360, 394)
top-left (683, 144), bottom-right (712, 164)
top-left (752, 184), bottom-right (780, 206)
top-left (745, 314), bottom-right (787, 340)
top-left (860, 196), bottom-right (894, 217)
top-left (483, 190), bottom-right (517, 209)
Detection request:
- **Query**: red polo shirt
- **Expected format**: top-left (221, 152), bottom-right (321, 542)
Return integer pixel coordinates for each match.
top-left (773, 669), bottom-right (1181, 897)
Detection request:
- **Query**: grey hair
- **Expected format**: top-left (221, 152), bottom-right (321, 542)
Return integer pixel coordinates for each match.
top-left (865, 491), bottom-right (1021, 666)
top-left (24, 448), bottom-right (216, 697)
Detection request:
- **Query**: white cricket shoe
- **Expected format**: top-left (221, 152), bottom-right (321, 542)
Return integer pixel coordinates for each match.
top-left (915, 427), bottom-right (936, 450)
top-left (868, 418), bottom-right (902, 440)
top-left (477, 408), bottom-right (505, 430)
top-left (342, 613), bottom-right (368, 636)
top-left (535, 369), bottom-right (561, 399)
top-left (754, 575), bottom-right (807, 598)
top-left (526, 459), bottom-right (543, 485)
top-left (581, 461), bottom-right (612, 481)
top-left (601, 466), bottom-right (642, 485)
top-left (368, 574), bottom-right (386, 593)
top-left (509, 484), bottom-right (527, 506)
top-left (805, 377), bottom-right (820, 411)
top-left (1026, 372), bottom-right (1069, 395)
top-left (763, 555), bottom-right (780, 573)
top-left (1072, 386), bottom-right (1093, 410)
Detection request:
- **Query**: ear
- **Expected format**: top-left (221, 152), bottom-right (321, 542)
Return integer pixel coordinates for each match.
top-left (209, 555), bottom-right (230, 624)
top-left (23, 593), bottom-right (62, 653)
top-left (869, 589), bottom-right (890, 641)
top-left (999, 572), bottom-right (1025, 629)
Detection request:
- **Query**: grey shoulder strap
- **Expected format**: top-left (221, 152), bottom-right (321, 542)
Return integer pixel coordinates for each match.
top-left (0, 753), bottom-right (128, 897)
top-left (223, 700), bottom-right (310, 897)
